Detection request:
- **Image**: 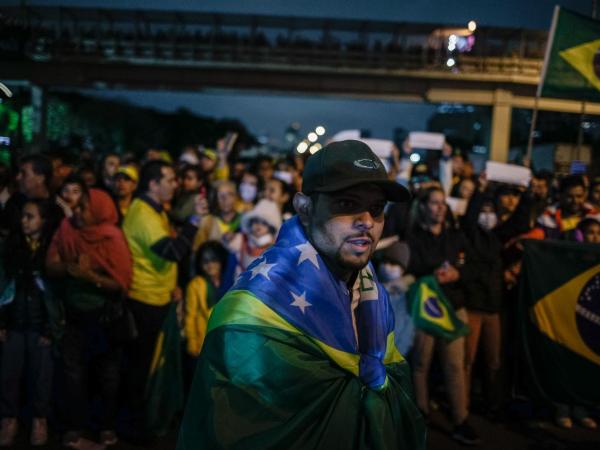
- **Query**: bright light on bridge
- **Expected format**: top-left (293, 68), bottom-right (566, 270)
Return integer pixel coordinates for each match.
top-left (315, 126), bottom-right (326, 136)
top-left (308, 132), bottom-right (318, 142)
top-left (297, 141), bottom-right (309, 153)
top-left (446, 58), bottom-right (456, 68)
top-left (468, 21), bottom-right (477, 32)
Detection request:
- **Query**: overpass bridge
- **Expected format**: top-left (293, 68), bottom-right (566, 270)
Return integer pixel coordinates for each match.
top-left (1, 5), bottom-right (598, 160)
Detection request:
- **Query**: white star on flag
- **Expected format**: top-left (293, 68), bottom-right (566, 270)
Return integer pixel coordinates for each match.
top-left (249, 258), bottom-right (276, 281)
top-left (290, 291), bottom-right (312, 314)
top-left (295, 242), bottom-right (320, 269)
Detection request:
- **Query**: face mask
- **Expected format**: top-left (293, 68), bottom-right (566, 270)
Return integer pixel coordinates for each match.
top-left (478, 212), bottom-right (498, 230)
top-left (379, 263), bottom-right (403, 282)
top-left (250, 233), bottom-right (274, 248)
top-left (239, 182), bottom-right (257, 203)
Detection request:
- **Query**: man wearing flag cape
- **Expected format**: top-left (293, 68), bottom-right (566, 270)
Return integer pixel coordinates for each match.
top-left (178, 140), bottom-right (426, 450)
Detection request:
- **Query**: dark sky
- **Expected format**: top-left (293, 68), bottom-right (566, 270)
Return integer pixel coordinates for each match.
top-left (11, 0), bottom-right (596, 143)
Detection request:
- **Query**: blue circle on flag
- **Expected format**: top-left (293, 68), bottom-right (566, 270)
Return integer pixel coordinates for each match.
top-left (576, 273), bottom-right (600, 356)
top-left (424, 296), bottom-right (443, 318)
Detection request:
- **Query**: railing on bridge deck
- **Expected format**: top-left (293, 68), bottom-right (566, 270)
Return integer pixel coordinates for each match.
top-left (0, 5), bottom-right (547, 78)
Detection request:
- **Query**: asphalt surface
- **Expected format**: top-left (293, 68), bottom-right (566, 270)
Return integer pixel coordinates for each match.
top-left (5, 411), bottom-right (599, 450)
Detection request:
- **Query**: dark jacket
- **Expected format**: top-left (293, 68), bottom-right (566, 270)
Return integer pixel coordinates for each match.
top-left (407, 225), bottom-right (473, 310)
top-left (460, 190), bottom-right (504, 313)
top-left (0, 233), bottom-right (52, 336)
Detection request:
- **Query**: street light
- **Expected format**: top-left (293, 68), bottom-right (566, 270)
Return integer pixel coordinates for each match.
top-left (309, 144), bottom-right (321, 154)
top-left (297, 141), bottom-right (309, 153)
top-left (308, 132), bottom-right (318, 142)
top-left (468, 21), bottom-right (477, 32)
top-left (315, 126), bottom-right (326, 136)
top-left (446, 58), bottom-right (456, 68)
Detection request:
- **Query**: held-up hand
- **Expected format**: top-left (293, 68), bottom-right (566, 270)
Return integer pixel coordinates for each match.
top-left (434, 264), bottom-right (460, 284)
top-left (56, 196), bottom-right (73, 219)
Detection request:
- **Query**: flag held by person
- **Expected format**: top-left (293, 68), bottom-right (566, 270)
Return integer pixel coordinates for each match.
top-left (145, 302), bottom-right (184, 436)
top-left (519, 239), bottom-right (600, 406)
top-left (539, 6), bottom-right (600, 102)
top-left (407, 275), bottom-right (469, 341)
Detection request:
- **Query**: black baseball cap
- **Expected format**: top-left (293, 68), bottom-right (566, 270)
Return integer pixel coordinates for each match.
top-left (302, 140), bottom-right (411, 202)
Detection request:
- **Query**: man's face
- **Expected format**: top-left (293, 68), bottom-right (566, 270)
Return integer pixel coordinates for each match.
top-left (562, 185), bottom-right (586, 216)
top-left (115, 175), bottom-right (137, 199)
top-left (265, 179), bottom-right (288, 208)
top-left (584, 222), bottom-right (600, 244)
top-left (531, 177), bottom-right (549, 200)
top-left (217, 184), bottom-right (236, 214)
top-left (200, 156), bottom-right (216, 174)
top-left (17, 162), bottom-right (44, 196)
top-left (151, 167), bottom-right (178, 203)
top-left (60, 182), bottom-right (83, 209)
top-left (498, 192), bottom-right (520, 214)
top-left (306, 184), bottom-right (386, 276)
top-left (104, 155), bottom-right (120, 177)
top-left (259, 161), bottom-right (274, 182)
top-left (458, 179), bottom-right (475, 200)
top-left (427, 190), bottom-right (447, 225)
top-left (591, 184), bottom-right (600, 205)
top-left (182, 170), bottom-right (200, 192)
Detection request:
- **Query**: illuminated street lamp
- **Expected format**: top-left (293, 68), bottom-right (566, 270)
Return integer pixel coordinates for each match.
top-left (309, 143), bottom-right (322, 154)
top-left (446, 58), bottom-right (456, 67)
top-left (308, 132), bottom-right (318, 142)
top-left (315, 126), bottom-right (326, 136)
top-left (468, 21), bottom-right (477, 32)
top-left (297, 141), bottom-right (309, 153)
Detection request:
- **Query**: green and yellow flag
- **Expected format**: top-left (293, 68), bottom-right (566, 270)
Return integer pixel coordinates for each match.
top-left (539, 7), bottom-right (600, 101)
top-left (145, 303), bottom-right (184, 436)
top-left (519, 240), bottom-right (600, 406)
top-left (407, 276), bottom-right (469, 341)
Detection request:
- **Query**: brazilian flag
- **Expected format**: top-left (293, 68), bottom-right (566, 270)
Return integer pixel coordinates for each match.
top-left (407, 275), bottom-right (469, 341)
top-left (519, 240), bottom-right (600, 406)
top-left (539, 6), bottom-right (600, 101)
top-left (145, 302), bottom-right (184, 435)
top-left (177, 216), bottom-right (425, 450)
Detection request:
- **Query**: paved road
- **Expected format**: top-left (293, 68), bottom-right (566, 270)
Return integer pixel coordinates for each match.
top-left (8, 412), bottom-right (599, 449)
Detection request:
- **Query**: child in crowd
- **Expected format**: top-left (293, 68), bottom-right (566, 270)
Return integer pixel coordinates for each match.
top-left (0, 199), bottom-right (55, 447)
top-left (228, 199), bottom-right (281, 272)
top-left (184, 241), bottom-right (235, 358)
top-left (375, 239), bottom-right (415, 356)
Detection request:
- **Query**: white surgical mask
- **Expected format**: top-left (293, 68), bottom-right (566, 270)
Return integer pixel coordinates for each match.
top-left (250, 233), bottom-right (274, 248)
top-left (379, 263), bottom-right (403, 282)
top-left (478, 212), bottom-right (498, 230)
top-left (239, 182), bottom-right (257, 203)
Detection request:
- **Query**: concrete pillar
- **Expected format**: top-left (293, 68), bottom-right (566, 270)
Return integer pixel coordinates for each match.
top-left (489, 89), bottom-right (513, 162)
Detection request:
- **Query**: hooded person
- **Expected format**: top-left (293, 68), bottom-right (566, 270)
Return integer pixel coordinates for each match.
top-left (227, 199), bottom-right (282, 271)
top-left (177, 140), bottom-right (425, 450)
top-left (46, 188), bottom-right (133, 448)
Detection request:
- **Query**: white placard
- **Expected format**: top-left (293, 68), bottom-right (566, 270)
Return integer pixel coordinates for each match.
top-left (486, 161), bottom-right (532, 187)
top-left (330, 129), bottom-right (361, 141)
top-left (359, 138), bottom-right (394, 159)
top-left (446, 197), bottom-right (468, 216)
top-left (408, 132), bottom-right (445, 150)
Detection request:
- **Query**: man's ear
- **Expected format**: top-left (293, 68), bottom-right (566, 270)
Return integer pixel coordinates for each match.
top-left (293, 192), bottom-right (312, 225)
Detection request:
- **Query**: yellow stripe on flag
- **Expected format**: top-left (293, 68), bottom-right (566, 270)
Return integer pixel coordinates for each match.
top-left (532, 263), bottom-right (600, 365)
top-left (559, 38), bottom-right (600, 92)
top-left (209, 290), bottom-right (362, 375)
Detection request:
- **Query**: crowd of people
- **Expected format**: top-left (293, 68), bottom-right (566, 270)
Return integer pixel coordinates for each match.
top-left (0, 136), bottom-right (598, 448)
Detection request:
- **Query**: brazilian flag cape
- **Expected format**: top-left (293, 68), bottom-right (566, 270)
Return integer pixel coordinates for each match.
top-left (519, 239), bottom-right (600, 406)
top-left (145, 302), bottom-right (184, 435)
top-left (407, 275), bottom-right (469, 341)
top-left (177, 216), bottom-right (426, 450)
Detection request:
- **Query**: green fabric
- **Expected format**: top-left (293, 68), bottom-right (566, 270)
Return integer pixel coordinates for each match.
top-left (519, 240), bottom-right (600, 407)
top-left (145, 303), bottom-right (184, 436)
top-left (178, 324), bottom-right (425, 450)
top-left (540, 7), bottom-right (600, 101)
top-left (64, 278), bottom-right (106, 311)
top-left (407, 275), bottom-right (469, 341)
